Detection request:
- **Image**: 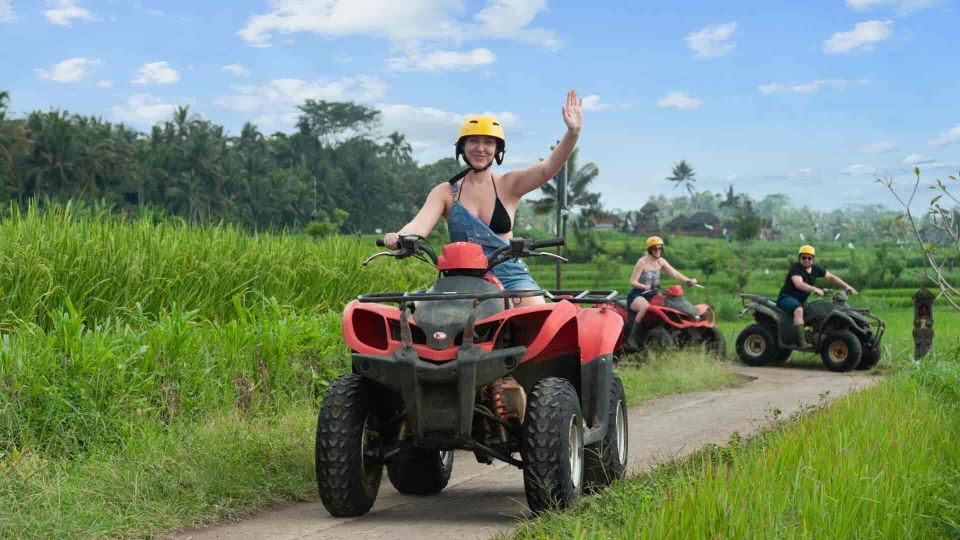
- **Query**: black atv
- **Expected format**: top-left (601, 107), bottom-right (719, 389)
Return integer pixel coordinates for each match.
top-left (735, 289), bottom-right (885, 372)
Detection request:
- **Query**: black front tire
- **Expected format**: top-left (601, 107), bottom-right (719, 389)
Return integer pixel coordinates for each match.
top-left (705, 327), bottom-right (727, 359)
top-left (857, 344), bottom-right (881, 370)
top-left (387, 449), bottom-right (454, 495)
top-left (522, 378), bottom-right (585, 514)
top-left (774, 347), bottom-right (792, 364)
top-left (735, 325), bottom-right (779, 367)
top-left (820, 330), bottom-right (863, 372)
top-left (584, 374), bottom-right (628, 491)
top-left (642, 326), bottom-right (673, 355)
top-left (315, 374), bottom-right (383, 517)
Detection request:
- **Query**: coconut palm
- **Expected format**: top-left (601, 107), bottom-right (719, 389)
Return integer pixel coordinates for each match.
top-left (531, 146), bottom-right (600, 215)
top-left (667, 160), bottom-right (697, 197)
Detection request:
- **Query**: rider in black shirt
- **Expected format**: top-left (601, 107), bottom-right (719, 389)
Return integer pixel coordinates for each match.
top-left (776, 245), bottom-right (858, 348)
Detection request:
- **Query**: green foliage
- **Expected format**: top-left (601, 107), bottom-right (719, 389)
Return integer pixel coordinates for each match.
top-left (734, 214), bottom-right (762, 242)
top-left (305, 219), bottom-right (338, 238)
top-left (590, 253), bottom-right (622, 288)
top-left (696, 246), bottom-right (724, 280)
top-left (666, 160), bottom-right (697, 197)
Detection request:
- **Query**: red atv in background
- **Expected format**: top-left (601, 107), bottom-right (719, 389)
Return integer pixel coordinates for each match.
top-left (613, 285), bottom-right (726, 358)
top-left (316, 235), bottom-right (628, 517)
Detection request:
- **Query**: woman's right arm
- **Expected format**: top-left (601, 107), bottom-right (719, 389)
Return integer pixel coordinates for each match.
top-left (383, 183), bottom-right (448, 248)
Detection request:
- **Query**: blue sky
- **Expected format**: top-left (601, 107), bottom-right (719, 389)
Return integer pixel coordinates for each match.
top-left (1, 0), bottom-right (958, 211)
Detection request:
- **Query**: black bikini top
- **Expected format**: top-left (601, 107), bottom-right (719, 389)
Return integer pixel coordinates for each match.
top-left (451, 175), bottom-right (512, 234)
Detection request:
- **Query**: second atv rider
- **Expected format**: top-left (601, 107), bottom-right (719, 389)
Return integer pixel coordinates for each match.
top-left (625, 236), bottom-right (698, 346)
top-left (777, 244), bottom-right (858, 348)
top-left (382, 90), bottom-right (584, 307)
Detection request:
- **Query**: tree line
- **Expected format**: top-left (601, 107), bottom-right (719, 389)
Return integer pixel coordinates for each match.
top-left (0, 91), bottom-right (462, 232)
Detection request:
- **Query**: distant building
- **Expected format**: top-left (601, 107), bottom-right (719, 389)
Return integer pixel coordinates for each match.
top-left (667, 212), bottom-right (723, 238)
top-left (633, 202), bottom-right (661, 235)
top-left (593, 212), bottom-right (622, 230)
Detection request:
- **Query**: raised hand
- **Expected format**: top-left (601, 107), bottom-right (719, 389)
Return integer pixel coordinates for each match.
top-left (562, 89), bottom-right (583, 133)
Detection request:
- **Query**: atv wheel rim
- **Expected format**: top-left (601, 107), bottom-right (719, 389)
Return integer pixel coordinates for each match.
top-left (744, 334), bottom-right (767, 357)
top-left (360, 416), bottom-right (379, 486)
top-left (615, 400), bottom-right (627, 466)
top-left (828, 340), bottom-right (848, 362)
top-left (439, 450), bottom-right (453, 468)
top-left (569, 415), bottom-right (584, 490)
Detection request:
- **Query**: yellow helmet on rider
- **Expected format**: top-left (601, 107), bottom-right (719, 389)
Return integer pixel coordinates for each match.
top-left (645, 236), bottom-right (664, 251)
top-left (455, 115), bottom-right (505, 168)
top-left (798, 245), bottom-right (816, 257)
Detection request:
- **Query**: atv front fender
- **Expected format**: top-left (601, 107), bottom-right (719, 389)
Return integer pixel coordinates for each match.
top-left (820, 312), bottom-right (870, 340)
top-left (576, 306), bottom-right (624, 361)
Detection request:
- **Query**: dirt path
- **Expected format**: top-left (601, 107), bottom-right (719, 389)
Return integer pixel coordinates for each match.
top-left (174, 364), bottom-right (878, 540)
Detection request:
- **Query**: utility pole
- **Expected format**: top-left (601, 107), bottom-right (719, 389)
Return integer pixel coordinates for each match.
top-left (554, 160), bottom-right (568, 289)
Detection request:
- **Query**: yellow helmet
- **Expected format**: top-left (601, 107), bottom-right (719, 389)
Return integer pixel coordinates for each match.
top-left (799, 245), bottom-right (816, 257)
top-left (646, 236), bottom-right (664, 250)
top-left (455, 115), bottom-right (506, 166)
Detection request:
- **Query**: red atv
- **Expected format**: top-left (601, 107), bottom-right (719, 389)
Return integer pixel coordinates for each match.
top-left (315, 235), bottom-right (628, 517)
top-left (613, 285), bottom-right (725, 358)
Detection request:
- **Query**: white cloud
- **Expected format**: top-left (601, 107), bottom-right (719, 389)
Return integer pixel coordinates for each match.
top-left (376, 103), bottom-right (519, 159)
top-left (903, 153), bottom-right (934, 165)
top-left (845, 0), bottom-right (940, 14)
top-left (823, 20), bottom-right (893, 54)
top-left (929, 122), bottom-right (960, 147)
top-left (860, 141), bottom-right (898, 153)
top-left (387, 48), bottom-right (495, 72)
top-left (844, 164), bottom-right (876, 175)
top-left (132, 61), bottom-right (180, 85)
top-left (787, 168), bottom-right (815, 178)
top-left (581, 94), bottom-right (630, 112)
top-left (656, 91), bottom-right (702, 110)
top-left (726, 174), bottom-right (738, 181)
top-left (110, 94), bottom-right (178, 126)
top-left (0, 0), bottom-right (16, 22)
top-left (214, 77), bottom-right (388, 116)
top-left (238, 0), bottom-right (559, 50)
top-left (758, 79), bottom-right (858, 94)
top-left (758, 83), bottom-right (783, 94)
top-left (44, 0), bottom-right (96, 26)
top-left (147, 9), bottom-right (164, 16)
top-left (97, 80), bottom-right (113, 88)
top-left (222, 64), bottom-right (251, 77)
top-left (35, 57), bottom-right (100, 83)
top-left (685, 22), bottom-right (736, 59)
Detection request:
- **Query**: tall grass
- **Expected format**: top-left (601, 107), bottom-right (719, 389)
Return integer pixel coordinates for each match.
top-left (0, 201), bottom-right (431, 328)
top-left (513, 353), bottom-right (960, 539)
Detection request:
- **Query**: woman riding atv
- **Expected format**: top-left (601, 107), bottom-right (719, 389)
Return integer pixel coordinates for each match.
top-left (382, 90), bottom-right (584, 307)
top-left (777, 244), bottom-right (858, 348)
top-left (624, 236), bottom-right (698, 346)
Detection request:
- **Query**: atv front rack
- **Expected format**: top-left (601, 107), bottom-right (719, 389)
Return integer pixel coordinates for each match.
top-left (357, 289), bottom-right (546, 304)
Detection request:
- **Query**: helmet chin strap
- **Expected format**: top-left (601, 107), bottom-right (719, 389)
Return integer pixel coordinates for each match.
top-left (447, 157), bottom-right (494, 184)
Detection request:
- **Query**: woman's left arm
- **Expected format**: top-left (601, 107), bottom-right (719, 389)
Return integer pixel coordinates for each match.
top-left (662, 260), bottom-right (697, 285)
top-left (504, 90), bottom-right (582, 198)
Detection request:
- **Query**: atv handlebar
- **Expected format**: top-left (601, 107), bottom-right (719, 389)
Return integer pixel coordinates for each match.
top-left (366, 235), bottom-right (567, 270)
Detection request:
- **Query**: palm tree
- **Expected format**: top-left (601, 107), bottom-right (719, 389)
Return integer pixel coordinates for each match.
top-left (667, 160), bottom-right (697, 197)
top-left (382, 132), bottom-right (413, 164)
top-left (531, 147), bottom-right (600, 216)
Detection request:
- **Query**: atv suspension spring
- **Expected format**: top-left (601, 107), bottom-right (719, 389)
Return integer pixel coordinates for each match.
top-left (488, 382), bottom-right (509, 421)
top-left (487, 381), bottom-right (509, 442)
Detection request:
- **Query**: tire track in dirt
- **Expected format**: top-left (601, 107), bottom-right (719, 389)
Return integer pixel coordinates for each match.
top-left (174, 364), bottom-right (878, 540)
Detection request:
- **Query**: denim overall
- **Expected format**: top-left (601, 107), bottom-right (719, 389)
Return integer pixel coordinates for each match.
top-left (448, 181), bottom-right (540, 291)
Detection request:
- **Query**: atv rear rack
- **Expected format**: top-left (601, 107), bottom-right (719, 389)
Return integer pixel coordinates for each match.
top-left (544, 289), bottom-right (619, 304)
